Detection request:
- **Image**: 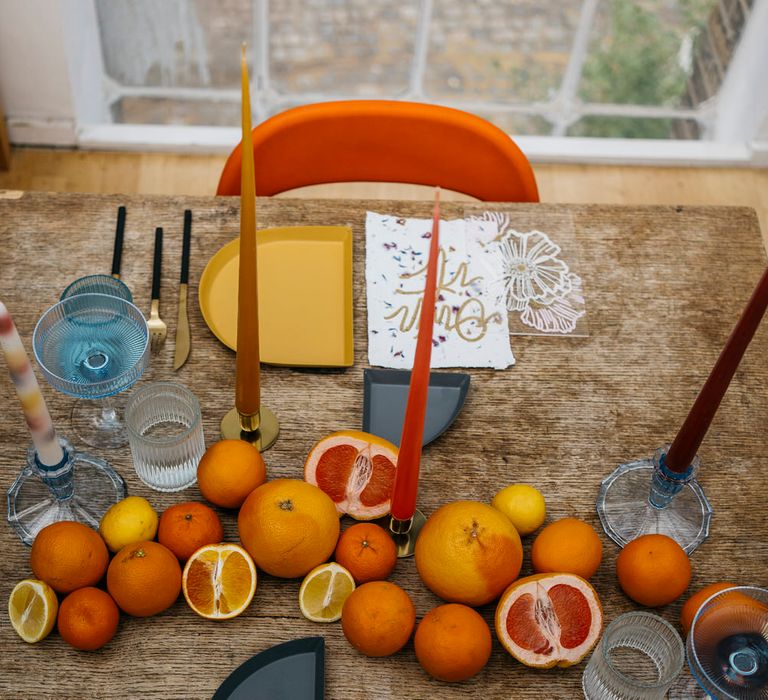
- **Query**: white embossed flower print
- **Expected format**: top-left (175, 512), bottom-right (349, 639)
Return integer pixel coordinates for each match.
top-left (497, 230), bottom-right (572, 311)
top-left (474, 212), bottom-right (586, 335)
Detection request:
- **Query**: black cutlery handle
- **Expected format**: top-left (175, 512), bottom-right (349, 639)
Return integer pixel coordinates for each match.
top-left (111, 206), bottom-right (126, 276)
top-left (152, 227), bottom-right (163, 301)
top-left (181, 210), bottom-right (192, 284)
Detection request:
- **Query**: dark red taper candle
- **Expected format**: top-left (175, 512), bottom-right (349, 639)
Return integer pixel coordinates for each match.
top-left (666, 266), bottom-right (768, 471)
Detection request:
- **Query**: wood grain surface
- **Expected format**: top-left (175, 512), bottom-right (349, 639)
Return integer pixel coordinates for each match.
top-left (0, 191), bottom-right (767, 699)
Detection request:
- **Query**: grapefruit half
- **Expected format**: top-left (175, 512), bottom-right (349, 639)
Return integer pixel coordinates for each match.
top-left (304, 430), bottom-right (398, 520)
top-left (495, 573), bottom-right (603, 668)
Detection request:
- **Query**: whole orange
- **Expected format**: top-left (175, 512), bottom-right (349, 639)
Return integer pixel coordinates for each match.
top-left (531, 518), bottom-right (603, 580)
top-left (680, 582), bottom-right (737, 635)
top-left (158, 501), bottom-right (224, 561)
top-left (238, 479), bottom-right (340, 578)
top-left (341, 581), bottom-right (415, 657)
top-left (197, 440), bottom-right (266, 509)
top-left (106, 541), bottom-right (182, 617)
top-left (30, 521), bottom-right (109, 593)
top-left (616, 534), bottom-right (691, 607)
top-left (335, 523), bottom-right (397, 584)
top-left (414, 501), bottom-right (523, 606)
top-left (414, 603), bottom-right (492, 682)
top-left (57, 587), bottom-right (120, 651)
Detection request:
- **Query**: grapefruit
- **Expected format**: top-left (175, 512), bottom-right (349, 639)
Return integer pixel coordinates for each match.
top-left (414, 500), bottom-right (523, 606)
top-left (304, 430), bottom-right (398, 520)
top-left (495, 573), bottom-right (603, 668)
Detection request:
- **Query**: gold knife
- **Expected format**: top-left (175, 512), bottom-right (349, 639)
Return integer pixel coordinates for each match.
top-left (173, 209), bottom-right (192, 370)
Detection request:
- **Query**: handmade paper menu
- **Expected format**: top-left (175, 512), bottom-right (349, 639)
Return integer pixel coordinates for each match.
top-left (366, 211), bottom-right (515, 369)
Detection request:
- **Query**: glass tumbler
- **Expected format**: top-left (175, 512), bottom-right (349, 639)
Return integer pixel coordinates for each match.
top-left (125, 381), bottom-right (205, 492)
top-left (582, 611), bottom-right (685, 700)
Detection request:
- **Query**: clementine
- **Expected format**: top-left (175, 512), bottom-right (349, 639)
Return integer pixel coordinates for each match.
top-left (341, 581), bottom-right (415, 657)
top-left (414, 500), bottom-right (523, 606)
top-left (495, 573), bottom-right (603, 668)
top-left (680, 582), bottom-right (736, 635)
top-left (304, 430), bottom-right (398, 519)
top-left (30, 521), bottom-right (109, 594)
top-left (106, 541), bottom-right (182, 617)
top-left (414, 604), bottom-right (492, 682)
top-left (238, 479), bottom-right (340, 578)
top-left (531, 518), bottom-right (603, 580)
top-left (335, 522), bottom-right (397, 584)
top-left (197, 439), bottom-right (266, 509)
top-left (57, 587), bottom-right (120, 651)
top-left (158, 501), bottom-right (224, 561)
top-left (616, 534), bottom-right (691, 607)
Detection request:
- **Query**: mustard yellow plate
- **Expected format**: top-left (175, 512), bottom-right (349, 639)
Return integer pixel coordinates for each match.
top-left (199, 226), bottom-right (353, 367)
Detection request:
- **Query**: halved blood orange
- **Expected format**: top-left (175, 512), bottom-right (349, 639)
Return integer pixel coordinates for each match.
top-left (304, 430), bottom-right (398, 520)
top-left (495, 573), bottom-right (603, 668)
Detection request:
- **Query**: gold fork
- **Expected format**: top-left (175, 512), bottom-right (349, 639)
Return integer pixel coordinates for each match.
top-left (148, 226), bottom-right (167, 353)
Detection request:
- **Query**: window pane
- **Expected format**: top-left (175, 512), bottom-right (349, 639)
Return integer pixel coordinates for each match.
top-left (96, 0), bottom-right (251, 89)
top-left (269, 0), bottom-right (418, 96)
top-left (567, 116), bottom-right (701, 139)
top-left (577, 0), bottom-right (717, 108)
top-left (113, 97), bottom-right (240, 127)
top-left (425, 1), bottom-right (582, 103)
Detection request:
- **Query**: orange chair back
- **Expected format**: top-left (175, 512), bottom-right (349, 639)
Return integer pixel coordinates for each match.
top-left (216, 100), bottom-right (539, 202)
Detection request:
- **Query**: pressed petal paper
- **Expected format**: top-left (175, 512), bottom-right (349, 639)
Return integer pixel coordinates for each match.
top-left (366, 211), bottom-right (515, 369)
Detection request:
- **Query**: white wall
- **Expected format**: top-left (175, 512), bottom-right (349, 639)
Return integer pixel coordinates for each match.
top-left (0, 0), bottom-right (78, 144)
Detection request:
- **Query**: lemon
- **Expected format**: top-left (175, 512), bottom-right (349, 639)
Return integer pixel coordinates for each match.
top-left (8, 579), bottom-right (58, 643)
top-left (99, 495), bottom-right (159, 553)
top-left (491, 484), bottom-right (546, 536)
top-left (299, 562), bottom-right (355, 622)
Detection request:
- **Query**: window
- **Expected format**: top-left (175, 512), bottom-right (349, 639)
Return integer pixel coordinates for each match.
top-left (1, 0), bottom-right (766, 164)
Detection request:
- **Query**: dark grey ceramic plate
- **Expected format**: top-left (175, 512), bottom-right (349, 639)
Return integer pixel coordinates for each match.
top-left (362, 368), bottom-right (470, 447)
top-left (212, 637), bottom-right (324, 700)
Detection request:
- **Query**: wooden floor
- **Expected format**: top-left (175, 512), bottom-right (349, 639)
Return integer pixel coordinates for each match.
top-left (1, 147), bottom-right (767, 250)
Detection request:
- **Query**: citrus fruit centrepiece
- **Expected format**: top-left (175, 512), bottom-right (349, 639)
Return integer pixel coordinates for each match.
top-left (182, 543), bottom-right (256, 620)
top-left (616, 533), bottom-right (691, 607)
top-left (99, 496), bottom-right (159, 553)
top-left (415, 500), bottom-right (523, 606)
top-left (334, 522), bottom-right (397, 584)
top-left (30, 521), bottom-right (109, 594)
top-left (304, 430), bottom-right (398, 520)
top-left (238, 479), bottom-right (340, 579)
top-left (299, 562), bottom-right (356, 623)
top-left (158, 501), bottom-right (224, 561)
top-left (57, 587), bottom-right (120, 651)
top-left (491, 484), bottom-right (546, 536)
top-left (414, 603), bottom-right (492, 682)
top-left (531, 517), bottom-right (603, 580)
top-left (495, 573), bottom-right (604, 668)
top-left (197, 439), bottom-right (267, 509)
top-left (341, 581), bottom-right (415, 657)
top-left (106, 541), bottom-right (182, 617)
top-left (8, 579), bottom-right (58, 644)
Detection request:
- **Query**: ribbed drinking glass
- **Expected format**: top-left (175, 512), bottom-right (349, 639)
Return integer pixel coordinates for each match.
top-left (125, 381), bottom-right (204, 492)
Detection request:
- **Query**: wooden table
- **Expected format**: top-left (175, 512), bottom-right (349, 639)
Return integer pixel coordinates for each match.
top-left (1, 190), bottom-right (767, 699)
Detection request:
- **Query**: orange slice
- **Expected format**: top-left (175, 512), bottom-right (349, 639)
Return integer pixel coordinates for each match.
top-left (182, 543), bottom-right (257, 620)
top-left (8, 579), bottom-right (59, 643)
top-left (495, 573), bottom-right (603, 668)
top-left (304, 430), bottom-right (398, 520)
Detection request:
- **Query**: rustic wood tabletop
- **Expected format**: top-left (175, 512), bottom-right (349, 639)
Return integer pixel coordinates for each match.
top-left (0, 191), bottom-right (766, 699)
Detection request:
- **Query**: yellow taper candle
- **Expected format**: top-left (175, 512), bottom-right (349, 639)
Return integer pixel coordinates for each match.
top-left (235, 43), bottom-right (261, 431)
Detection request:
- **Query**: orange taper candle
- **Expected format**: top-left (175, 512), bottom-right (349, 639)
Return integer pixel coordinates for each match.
top-left (390, 188), bottom-right (441, 522)
top-left (235, 44), bottom-right (261, 429)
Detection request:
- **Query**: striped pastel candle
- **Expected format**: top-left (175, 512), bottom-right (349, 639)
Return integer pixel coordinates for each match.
top-left (0, 302), bottom-right (64, 466)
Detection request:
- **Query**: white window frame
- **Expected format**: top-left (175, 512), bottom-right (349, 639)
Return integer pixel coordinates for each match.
top-left (1, 0), bottom-right (766, 166)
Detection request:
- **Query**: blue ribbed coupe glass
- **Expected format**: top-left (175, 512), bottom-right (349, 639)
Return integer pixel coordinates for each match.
top-left (33, 293), bottom-right (149, 448)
